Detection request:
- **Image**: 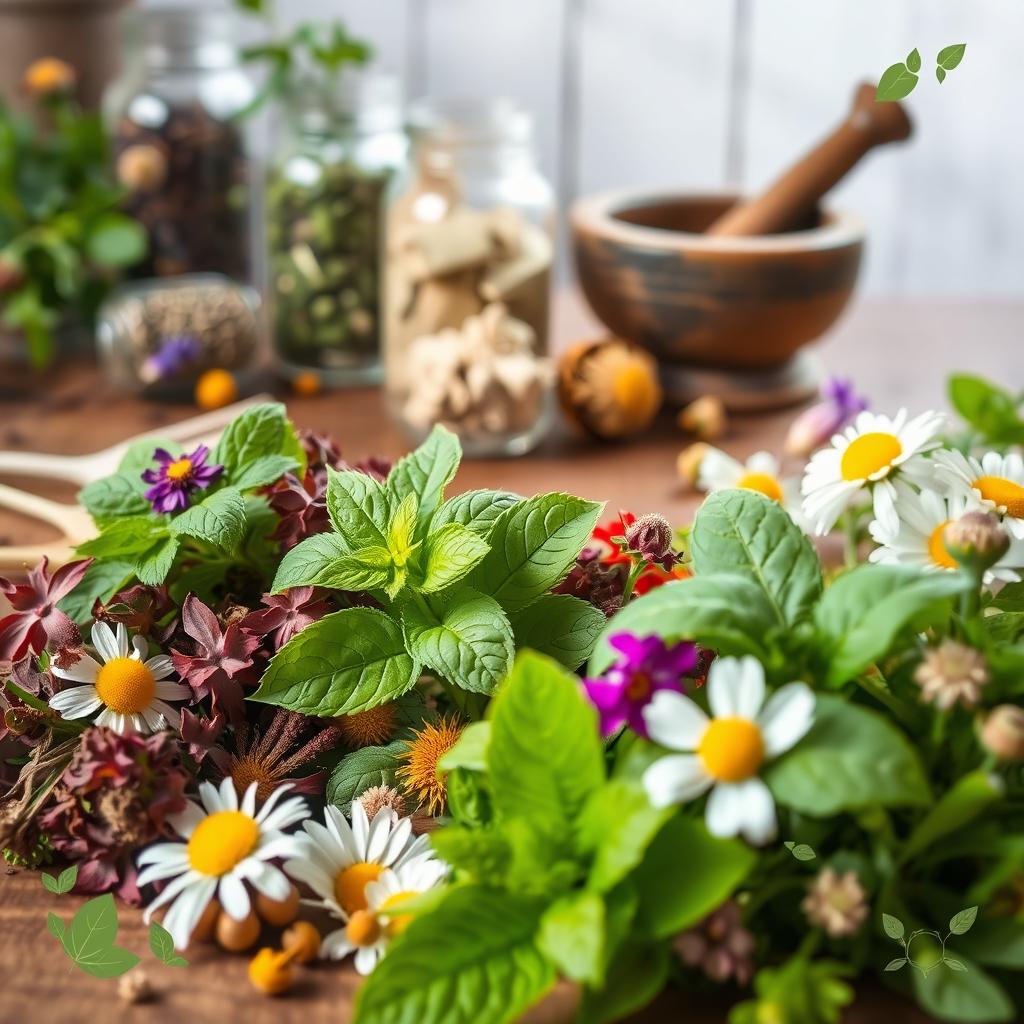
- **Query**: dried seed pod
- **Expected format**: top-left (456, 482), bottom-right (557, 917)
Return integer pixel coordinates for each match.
top-left (191, 898), bottom-right (222, 943)
top-left (256, 885), bottom-right (300, 927)
top-left (558, 337), bottom-right (662, 441)
top-left (216, 909), bottom-right (261, 952)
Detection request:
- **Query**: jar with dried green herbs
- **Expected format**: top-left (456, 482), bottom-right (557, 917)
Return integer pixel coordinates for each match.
top-left (267, 73), bottom-right (405, 385)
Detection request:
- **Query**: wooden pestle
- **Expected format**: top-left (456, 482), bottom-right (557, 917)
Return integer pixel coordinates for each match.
top-left (707, 82), bottom-right (912, 237)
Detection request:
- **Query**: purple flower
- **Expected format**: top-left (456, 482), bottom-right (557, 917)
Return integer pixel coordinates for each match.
top-left (784, 377), bottom-right (869, 458)
top-left (822, 376), bottom-right (869, 419)
top-left (141, 335), bottom-right (203, 382)
top-left (141, 444), bottom-right (223, 514)
top-left (583, 633), bottom-right (697, 738)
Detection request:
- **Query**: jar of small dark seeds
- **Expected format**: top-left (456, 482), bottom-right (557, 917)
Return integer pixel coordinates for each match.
top-left (104, 6), bottom-right (255, 282)
top-left (268, 72), bottom-right (406, 385)
top-left (97, 275), bottom-right (262, 398)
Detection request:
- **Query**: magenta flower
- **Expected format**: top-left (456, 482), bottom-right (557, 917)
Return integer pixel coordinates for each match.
top-left (0, 556), bottom-right (91, 661)
top-left (583, 633), bottom-right (697, 738)
top-left (141, 444), bottom-right (223, 514)
top-left (242, 587), bottom-right (334, 650)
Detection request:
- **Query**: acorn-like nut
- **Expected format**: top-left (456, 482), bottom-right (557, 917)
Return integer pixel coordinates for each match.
top-left (248, 948), bottom-right (294, 996)
top-left (256, 885), bottom-right (300, 927)
top-left (281, 920), bottom-right (321, 964)
top-left (558, 337), bottom-right (662, 441)
top-left (191, 898), bottom-right (222, 943)
top-left (678, 395), bottom-right (727, 441)
top-left (677, 442), bottom-right (710, 487)
top-left (117, 144), bottom-right (168, 192)
top-left (216, 909), bottom-right (261, 952)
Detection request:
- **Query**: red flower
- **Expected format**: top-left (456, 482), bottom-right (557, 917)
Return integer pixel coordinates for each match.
top-left (0, 557), bottom-right (92, 661)
top-left (171, 594), bottom-right (260, 723)
top-left (242, 587), bottom-right (334, 650)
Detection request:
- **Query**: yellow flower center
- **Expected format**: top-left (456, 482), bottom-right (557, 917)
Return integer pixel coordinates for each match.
top-left (927, 520), bottom-right (958, 570)
top-left (187, 811), bottom-right (259, 876)
top-left (736, 472), bottom-right (784, 503)
top-left (334, 862), bottom-right (384, 915)
top-left (346, 910), bottom-right (381, 947)
top-left (378, 891), bottom-right (418, 937)
top-left (166, 457), bottom-right (193, 481)
top-left (840, 432), bottom-right (902, 482)
top-left (698, 718), bottom-right (765, 782)
top-left (94, 656), bottom-right (156, 714)
top-left (974, 476), bottom-right (1024, 518)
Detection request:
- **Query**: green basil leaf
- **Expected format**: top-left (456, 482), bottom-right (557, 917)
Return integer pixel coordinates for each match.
top-left (400, 587), bottom-right (514, 695)
top-left (169, 487), bottom-right (246, 554)
top-left (231, 454), bottom-right (299, 491)
top-left (315, 546), bottom-right (394, 592)
top-left (353, 886), bottom-right (555, 1024)
top-left (427, 824), bottom-right (511, 882)
top-left (64, 893), bottom-right (118, 961)
top-left (272, 532), bottom-right (353, 591)
top-left (116, 437), bottom-right (177, 475)
top-left (488, 651), bottom-right (603, 826)
top-left (326, 468), bottom-right (392, 550)
top-left (213, 403), bottom-right (291, 476)
top-left (417, 523), bottom-right (491, 593)
top-left (326, 741), bottom-right (407, 809)
top-left (432, 489), bottom-right (522, 538)
top-left (937, 42), bottom-right (967, 72)
top-left (538, 890), bottom-right (605, 985)
top-left (135, 537), bottom-right (181, 586)
top-left (767, 694), bottom-right (930, 816)
top-left (148, 920), bottom-right (178, 964)
top-left (470, 493), bottom-right (603, 613)
top-left (78, 473), bottom-right (149, 520)
top-left (250, 607), bottom-right (418, 715)
top-left (511, 593), bottom-right (610, 670)
top-left (386, 424), bottom-right (461, 533)
top-left (387, 492), bottom-right (420, 563)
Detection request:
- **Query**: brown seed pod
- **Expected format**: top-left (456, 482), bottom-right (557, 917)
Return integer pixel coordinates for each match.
top-left (281, 920), bottom-right (321, 964)
top-left (558, 337), bottom-right (662, 441)
top-left (216, 909), bottom-right (261, 952)
top-left (256, 885), bottom-right (300, 927)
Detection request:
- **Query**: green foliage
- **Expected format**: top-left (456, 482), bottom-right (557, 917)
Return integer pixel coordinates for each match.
top-left (949, 374), bottom-right (1024, 445)
top-left (731, 956), bottom-right (853, 1024)
top-left (41, 864), bottom-right (77, 895)
top-left (326, 741), bottom-right (406, 810)
top-left (149, 921), bottom-right (188, 967)
top-left (876, 60), bottom-right (919, 101)
top-left (48, 893), bottom-right (141, 978)
top-left (509, 593), bottom-right (606, 670)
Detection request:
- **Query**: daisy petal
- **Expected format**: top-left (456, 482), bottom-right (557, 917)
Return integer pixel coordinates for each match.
top-left (219, 871), bottom-right (251, 921)
top-left (708, 657), bottom-right (764, 720)
top-left (51, 652), bottom-right (101, 684)
top-left (91, 621), bottom-right (120, 663)
top-left (354, 946), bottom-right (381, 975)
top-left (642, 754), bottom-right (712, 807)
top-left (733, 777), bottom-right (778, 845)
top-left (49, 686), bottom-right (102, 719)
top-left (642, 691), bottom-right (709, 751)
top-left (758, 682), bottom-right (816, 758)
top-left (321, 929), bottom-right (355, 960)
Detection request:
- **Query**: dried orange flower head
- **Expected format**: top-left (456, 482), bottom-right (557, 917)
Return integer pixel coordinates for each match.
top-left (248, 948), bottom-right (294, 996)
top-left (396, 714), bottom-right (464, 816)
top-left (337, 703), bottom-right (397, 748)
top-left (24, 58), bottom-right (76, 97)
top-left (281, 920), bottom-right (321, 964)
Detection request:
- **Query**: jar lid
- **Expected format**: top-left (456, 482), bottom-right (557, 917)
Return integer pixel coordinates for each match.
top-left (123, 5), bottom-right (244, 70)
top-left (407, 97), bottom-right (534, 148)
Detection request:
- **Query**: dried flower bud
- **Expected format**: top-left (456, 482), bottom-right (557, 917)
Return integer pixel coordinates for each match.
top-left (914, 641), bottom-right (989, 710)
top-left (981, 704), bottom-right (1024, 762)
top-left (281, 921), bottom-right (321, 964)
top-left (248, 948), bottom-right (294, 996)
top-left (116, 144), bottom-right (168, 192)
top-left (118, 970), bottom-right (155, 1004)
top-left (23, 57), bottom-right (76, 97)
top-left (256, 885), bottom-right (300, 927)
top-left (678, 395), bottom-right (727, 441)
top-left (943, 511), bottom-right (1010, 573)
top-left (784, 402), bottom-right (845, 458)
top-left (625, 513), bottom-right (674, 561)
top-left (676, 443), bottom-right (710, 487)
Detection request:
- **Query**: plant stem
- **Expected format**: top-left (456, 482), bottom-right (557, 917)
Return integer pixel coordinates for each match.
top-left (841, 509), bottom-right (859, 569)
top-left (620, 560), bottom-right (646, 604)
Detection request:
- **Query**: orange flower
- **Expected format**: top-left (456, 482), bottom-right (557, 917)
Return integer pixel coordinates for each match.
top-left (23, 58), bottom-right (76, 97)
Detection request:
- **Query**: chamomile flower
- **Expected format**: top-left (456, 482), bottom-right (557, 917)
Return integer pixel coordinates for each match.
top-left (869, 481), bottom-right (1021, 583)
top-left (932, 449), bottom-right (1024, 539)
top-left (283, 802), bottom-right (434, 926)
top-left (137, 779), bottom-right (308, 950)
top-left (320, 857), bottom-right (448, 974)
top-left (642, 656), bottom-right (814, 845)
top-left (801, 409), bottom-right (944, 536)
top-left (698, 448), bottom-right (803, 524)
top-left (48, 621), bottom-right (189, 735)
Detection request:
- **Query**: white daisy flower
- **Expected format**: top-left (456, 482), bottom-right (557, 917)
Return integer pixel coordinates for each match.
top-left (801, 409), bottom-right (944, 536)
top-left (48, 620), bottom-right (190, 735)
top-left (642, 656), bottom-right (815, 845)
top-left (283, 801), bottom-right (434, 926)
top-left (137, 779), bottom-right (308, 949)
top-left (869, 481), bottom-right (1021, 583)
top-left (698, 448), bottom-right (804, 525)
top-left (932, 449), bottom-right (1024, 539)
top-left (319, 857), bottom-right (448, 975)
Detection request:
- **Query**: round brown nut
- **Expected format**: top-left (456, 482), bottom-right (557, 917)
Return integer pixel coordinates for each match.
top-left (256, 885), bottom-right (300, 927)
top-left (216, 909), bottom-right (261, 952)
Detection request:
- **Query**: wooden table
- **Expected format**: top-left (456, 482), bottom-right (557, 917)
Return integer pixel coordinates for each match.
top-left (1, 293), bottom-right (1018, 1022)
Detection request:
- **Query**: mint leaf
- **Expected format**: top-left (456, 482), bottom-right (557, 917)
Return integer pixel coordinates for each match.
top-left (882, 913), bottom-right (906, 940)
top-left (401, 587), bottom-right (514, 695)
top-left (56, 864), bottom-right (78, 894)
top-left (272, 532), bottom-right (352, 591)
top-left (388, 492), bottom-right (420, 561)
top-left (41, 872), bottom-right (60, 895)
top-left (438, 721), bottom-right (491, 773)
top-left (78, 516), bottom-right (165, 558)
top-left (577, 943), bottom-right (669, 1024)
top-left (232, 454), bottom-right (298, 491)
top-left (149, 920), bottom-right (187, 965)
top-left (135, 537), bottom-right (181, 586)
top-left (213, 403), bottom-right (293, 477)
top-left (488, 651), bottom-right (603, 826)
top-left (876, 61), bottom-right (918, 101)
top-left (906, 47), bottom-right (922, 73)
top-left (250, 607), bottom-right (419, 715)
top-left (386, 425), bottom-right (461, 533)
top-left (326, 741), bottom-right (406, 809)
top-left (353, 886), bottom-right (555, 1024)
top-left (538, 890), bottom-right (605, 985)
top-left (79, 473), bottom-right (149, 520)
top-left (60, 893), bottom-right (141, 977)
top-left (510, 594), bottom-right (606, 670)
top-left (936, 43), bottom-right (966, 72)
top-left (326, 468), bottom-right (391, 550)
top-left (417, 524), bottom-right (491, 594)
top-left (950, 907), bottom-right (979, 936)
top-left (691, 489), bottom-right (822, 628)
top-left (428, 825), bottom-right (511, 882)
top-left (169, 487), bottom-right (246, 554)
top-left (58, 559), bottom-right (134, 624)
top-left (470, 493), bottom-right (603, 612)
top-left (316, 546), bottom-right (394, 592)
top-left (767, 695), bottom-right (930, 815)
top-left (432, 489), bottom-right (522, 538)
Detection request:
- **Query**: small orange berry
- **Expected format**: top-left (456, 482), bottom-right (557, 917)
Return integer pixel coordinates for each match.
top-left (292, 371), bottom-right (321, 397)
top-left (248, 948), bottom-right (294, 996)
top-left (216, 909), bottom-right (261, 952)
top-left (24, 58), bottom-right (76, 97)
top-left (195, 368), bottom-right (238, 410)
top-left (281, 920), bottom-right (321, 964)
top-left (256, 885), bottom-right (300, 927)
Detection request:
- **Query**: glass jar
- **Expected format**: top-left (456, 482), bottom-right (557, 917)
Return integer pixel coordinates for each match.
top-left (268, 73), bottom-right (405, 385)
top-left (384, 98), bottom-right (555, 457)
top-left (104, 6), bottom-right (255, 282)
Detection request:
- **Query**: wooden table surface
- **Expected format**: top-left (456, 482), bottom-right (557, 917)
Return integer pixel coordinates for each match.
top-left (1, 292), bottom-right (1019, 1023)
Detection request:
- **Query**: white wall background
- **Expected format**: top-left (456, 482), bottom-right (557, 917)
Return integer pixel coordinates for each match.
top-left (148, 0), bottom-right (1024, 296)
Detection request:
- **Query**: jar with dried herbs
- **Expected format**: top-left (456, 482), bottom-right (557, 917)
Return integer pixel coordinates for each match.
top-left (384, 98), bottom-right (555, 457)
top-left (268, 72), bottom-right (405, 385)
top-left (103, 6), bottom-right (255, 282)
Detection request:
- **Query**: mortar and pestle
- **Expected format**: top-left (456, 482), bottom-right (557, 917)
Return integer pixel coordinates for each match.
top-left (571, 83), bottom-right (912, 409)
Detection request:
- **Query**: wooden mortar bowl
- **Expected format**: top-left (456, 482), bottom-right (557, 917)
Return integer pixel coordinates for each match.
top-left (571, 190), bottom-right (863, 371)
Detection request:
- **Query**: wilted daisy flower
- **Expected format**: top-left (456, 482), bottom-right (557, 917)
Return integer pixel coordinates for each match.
top-left (869, 482), bottom-right (1021, 583)
top-left (320, 857), bottom-right (447, 974)
top-left (643, 656), bottom-right (814, 844)
top-left (137, 779), bottom-right (308, 949)
top-left (801, 409), bottom-right (944, 536)
top-left (49, 621), bottom-right (189, 734)
top-left (698, 448), bottom-right (804, 524)
top-left (933, 450), bottom-right (1024, 539)
top-left (802, 868), bottom-right (869, 938)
